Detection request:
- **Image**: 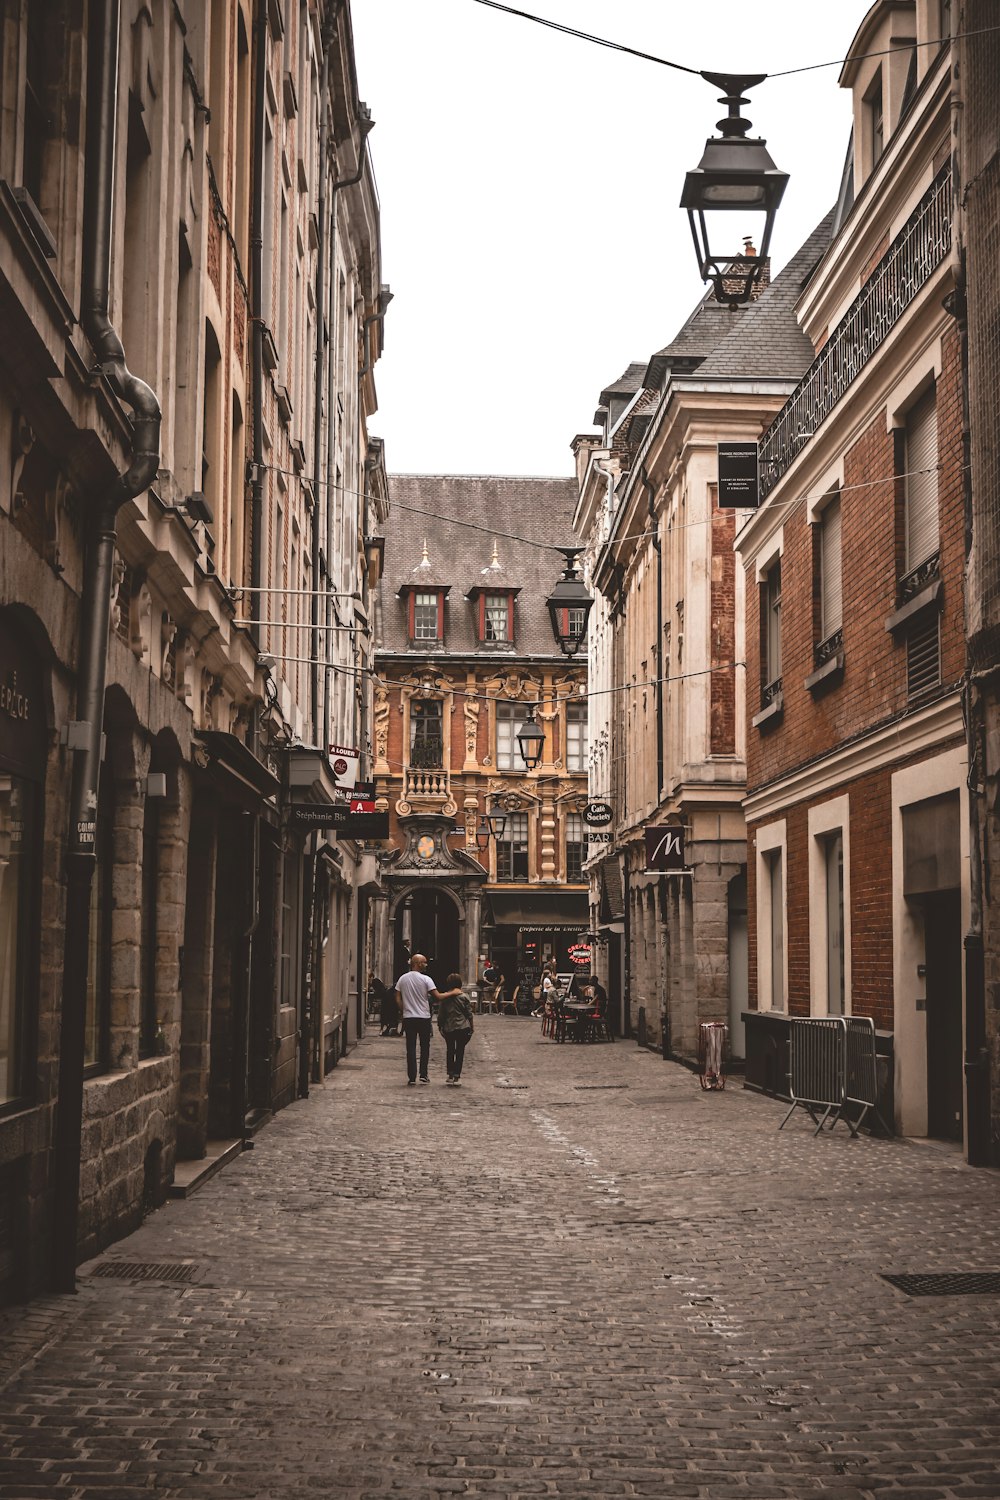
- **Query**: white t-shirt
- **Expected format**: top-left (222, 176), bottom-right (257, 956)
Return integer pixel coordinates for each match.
top-left (395, 969), bottom-right (435, 1019)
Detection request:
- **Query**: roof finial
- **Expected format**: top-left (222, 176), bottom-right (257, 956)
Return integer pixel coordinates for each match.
top-left (421, 538), bottom-right (429, 564)
top-left (490, 538), bottom-right (500, 568)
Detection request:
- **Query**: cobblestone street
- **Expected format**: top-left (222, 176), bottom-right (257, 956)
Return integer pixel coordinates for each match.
top-left (3, 1018), bottom-right (1000, 1498)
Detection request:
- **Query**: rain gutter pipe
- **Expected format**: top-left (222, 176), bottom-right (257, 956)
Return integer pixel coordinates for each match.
top-left (54, 0), bottom-right (162, 1293)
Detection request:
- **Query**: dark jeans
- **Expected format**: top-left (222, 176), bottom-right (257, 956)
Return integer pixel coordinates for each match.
top-left (403, 1016), bottom-right (432, 1081)
top-left (445, 1029), bottom-right (470, 1079)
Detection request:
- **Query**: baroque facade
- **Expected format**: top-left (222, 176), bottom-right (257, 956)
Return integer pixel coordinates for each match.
top-left (0, 0), bottom-right (385, 1302)
top-left (371, 476), bottom-right (590, 1004)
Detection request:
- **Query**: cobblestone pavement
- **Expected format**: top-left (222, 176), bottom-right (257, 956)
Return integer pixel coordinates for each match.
top-left (3, 1020), bottom-right (1000, 1498)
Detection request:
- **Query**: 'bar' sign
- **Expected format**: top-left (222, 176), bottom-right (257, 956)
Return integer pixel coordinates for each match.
top-left (718, 443), bottom-right (759, 509)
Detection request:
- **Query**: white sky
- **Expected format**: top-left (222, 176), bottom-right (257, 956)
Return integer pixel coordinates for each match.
top-left (350, 0), bottom-right (875, 478)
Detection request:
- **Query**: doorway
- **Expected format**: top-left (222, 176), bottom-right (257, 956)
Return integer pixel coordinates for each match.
top-left (394, 887), bottom-right (460, 988)
top-left (924, 889), bottom-right (963, 1142)
top-left (728, 870), bottom-right (748, 1060)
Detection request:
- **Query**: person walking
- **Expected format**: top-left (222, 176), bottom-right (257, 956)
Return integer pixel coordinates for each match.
top-left (437, 972), bottom-right (475, 1085)
top-left (394, 954), bottom-right (458, 1086)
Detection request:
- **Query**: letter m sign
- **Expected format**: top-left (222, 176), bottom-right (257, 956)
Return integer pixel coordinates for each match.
top-left (645, 825), bottom-right (686, 872)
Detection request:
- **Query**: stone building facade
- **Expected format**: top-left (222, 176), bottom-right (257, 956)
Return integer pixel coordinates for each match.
top-left (736, 0), bottom-right (969, 1144)
top-left (572, 221), bottom-right (833, 1062)
top-left (371, 476), bottom-right (589, 1003)
top-left (0, 0), bottom-right (385, 1303)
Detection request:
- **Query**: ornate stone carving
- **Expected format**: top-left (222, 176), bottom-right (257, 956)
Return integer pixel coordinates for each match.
top-left (130, 581), bottom-right (152, 662)
top-left (160, 614), bottom-right (177, 683)
top-left (463, 692), bottom-right (480, 763)
top-left (373, 679), bottom-right (390, 768)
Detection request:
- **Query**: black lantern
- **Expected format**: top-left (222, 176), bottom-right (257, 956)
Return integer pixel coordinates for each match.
top-left (487, 803), bottom-right (507, 839)
top-left (680, 72), bottom-right (789, 308)
top-left (516, 708), bottom-right (545, 770)
top-left (475, 815), bottom-right (491, 851)
top-left (546, 546), bottom-right (593, 657)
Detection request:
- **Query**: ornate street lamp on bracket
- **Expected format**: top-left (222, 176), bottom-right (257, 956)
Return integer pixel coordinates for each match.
top-left (516, 707), bottom-right (545, 771)
top-left (546, 546), bottom-right (593, 657)
top-left (475, 800), bottom-right (508, 850)
top-left (680, 72), bottom-right (788, 309)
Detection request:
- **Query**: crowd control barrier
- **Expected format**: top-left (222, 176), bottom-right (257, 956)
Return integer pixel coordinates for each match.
top-left (779, 1015), bottom-right (889, 1137)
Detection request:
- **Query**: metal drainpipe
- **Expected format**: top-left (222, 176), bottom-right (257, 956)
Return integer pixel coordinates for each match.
top-left (310, 14), bottom-right (333, 735)
top-left (644, 469), bottom-right (669, 1060)
top-left (249, 0), bottom-right (267, 633)
top-left (358, 287), bottom-right (392, 381)
top-left (53, 0), bottom-right (162, 1294)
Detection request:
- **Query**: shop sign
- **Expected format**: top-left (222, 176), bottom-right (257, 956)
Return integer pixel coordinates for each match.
top-left (567, 941), bottom-right (592, 967)
top-left (587, 832), bottom-right (612, 844)
top-left (328, 743), bottom-right (359, 790)
top-left (645, 824), bottom-right (687, 872)
top-left (583, 800), bottom-right (613, 827)
top-left (718, 443), bottom-right (759, 509)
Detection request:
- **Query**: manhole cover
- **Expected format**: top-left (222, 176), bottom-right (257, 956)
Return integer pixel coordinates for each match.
top-left (881, 1272), bottom-right (1000, 1296)
top-left (91, 1261), bottom-right (196, 1284)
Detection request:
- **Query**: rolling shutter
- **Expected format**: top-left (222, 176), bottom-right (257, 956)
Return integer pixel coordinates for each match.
top-left (904, 387), bottom-right (938, 571)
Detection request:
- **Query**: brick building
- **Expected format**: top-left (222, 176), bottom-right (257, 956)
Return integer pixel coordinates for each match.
top-left (371, 476), bottom-right (589, 1003)
top-left (572, 220), bottom-right (833, 1060)
top-left (736, 1), bottom-right (967, 1143)
top-left (0, 0), bottom-right (386, 1301)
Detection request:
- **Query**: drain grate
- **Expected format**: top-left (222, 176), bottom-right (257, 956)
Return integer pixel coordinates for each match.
top-left (881, 1272), bottom-right (1000, 1297)
top-left (91, 1261), bottom-right (196, 1284)
top-left (494, 1083), bottom-right (528, 1090)
top-left (574, 1084), bottom-right (629, 1091)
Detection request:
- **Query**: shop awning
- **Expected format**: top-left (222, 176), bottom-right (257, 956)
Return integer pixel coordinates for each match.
top-left (195, 731), bottom-right (281, 809)
top-left (485, 890), bottom-right (589, 931)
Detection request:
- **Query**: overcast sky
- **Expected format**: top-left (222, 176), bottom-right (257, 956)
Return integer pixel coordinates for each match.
top-left (350, 0), bottom-right (874, 478)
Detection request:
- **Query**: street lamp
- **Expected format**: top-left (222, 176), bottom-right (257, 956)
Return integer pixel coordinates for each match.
top-left (546, 546), bottom-right (593, 657)
top-left (475, 800), bottom-right (508, 850)
top-left (516, 707), bottom-right (545, 770)
top-left (680, 72), bottom-right (789, 308)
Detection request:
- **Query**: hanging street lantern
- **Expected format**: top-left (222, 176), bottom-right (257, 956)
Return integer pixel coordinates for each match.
top-left (680, 72), bottom-right (789, 308)
top-left (475, 815), bottom-right (491, 851)
top-left (516, 708), bottom-right (545, 770)
top-left (546, 546), bottom-right (593, 657)
top-left (487, 803), bottom-right (507, 839)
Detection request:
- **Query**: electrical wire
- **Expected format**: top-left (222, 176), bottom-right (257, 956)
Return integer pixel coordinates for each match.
top-left (466, 1), bottom-right (999, 84)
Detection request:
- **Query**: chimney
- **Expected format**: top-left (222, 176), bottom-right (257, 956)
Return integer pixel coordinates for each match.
top-left (721, 236), bottom-right (770, 304)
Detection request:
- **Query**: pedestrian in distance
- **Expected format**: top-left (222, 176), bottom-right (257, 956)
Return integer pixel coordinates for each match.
top-left (437, 972), bottom-right (475, 1085)
top-left (394, 953), bottom-right (460, 1086)
top-left (371, 976), bottom-right (398, 1036)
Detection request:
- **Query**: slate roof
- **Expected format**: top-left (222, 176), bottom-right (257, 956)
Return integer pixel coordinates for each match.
top-left (644, 213), bottom-right (835, 388)
top-left (377, 474), bottom-right (579, 658)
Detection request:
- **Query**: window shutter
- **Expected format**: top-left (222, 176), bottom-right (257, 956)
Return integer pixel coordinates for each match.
top-left (821, 498), bottom-right (842, 639)
top-left (904, 387), bottom-right (938, 571)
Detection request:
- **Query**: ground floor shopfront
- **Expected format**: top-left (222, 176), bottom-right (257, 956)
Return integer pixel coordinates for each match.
top-left (743, 705), bottom-right (971, 1149)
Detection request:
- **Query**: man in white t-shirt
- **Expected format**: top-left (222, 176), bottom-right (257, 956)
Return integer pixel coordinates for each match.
top-left (394, 953), bottom-right (456, 1085)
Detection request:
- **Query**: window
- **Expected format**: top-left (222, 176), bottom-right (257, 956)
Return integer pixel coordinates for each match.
top-left (565, 813), bottom-right (585, 883)
top-left (903, 387), bottom-right (939, 574)
top-left (818, 497), bottom-right (842, 645)
top-left (410, 700), bottom-right (443, 769)
top-left (565, 702), bottom-right (588, 772)
top-left (823, 832), bottom-right (845, 1016)
top-left (764, 847), bottom-right (784, 1011)
top-left (762, 559), bottom-right (782, 699)
top-left (496, 812), bottom-right (528, 881)
top-left (483, 594), bottom-right (509, 642)
top-left (22, 5), bottom-right (48, 209)
top-left (412, 592), bottom-right (440, 642)
top-left (495, 702), bottom-right (519, 771)
top-left (867, 72), bottom-right (884, 171)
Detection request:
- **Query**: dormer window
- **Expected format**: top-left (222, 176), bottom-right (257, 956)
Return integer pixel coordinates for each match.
top-left (397, 539), bottom-right (449, 647)
top-left (483, 594), bottom-right (511, 643)
top-left (465, 539), bottom-right (520, 648)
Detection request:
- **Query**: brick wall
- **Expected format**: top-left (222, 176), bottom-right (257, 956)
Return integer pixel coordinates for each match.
top-left (747, 326), bottom-right (965, 795)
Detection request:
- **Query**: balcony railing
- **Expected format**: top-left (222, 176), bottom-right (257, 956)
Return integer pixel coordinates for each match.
top-left (814, 628), bottom-right (843, 667)
top-left (899, 551), bottom-right (940, 605)
top-left (759, 167), bottom-right (952, 502)
top-left (404, 766), bottom-right (450, 800)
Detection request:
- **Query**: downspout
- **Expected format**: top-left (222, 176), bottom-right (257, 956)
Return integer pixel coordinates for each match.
top-left (250, 0), bottom-right (267, 632)
top-left (644, 467), bottom-right (669, 1060)
top-left (358, 285), bottom-right (392, 381)
top-left (310, 13), bottom-right (333, 736)
top-left (54, 0), bottom-right (162, 1293)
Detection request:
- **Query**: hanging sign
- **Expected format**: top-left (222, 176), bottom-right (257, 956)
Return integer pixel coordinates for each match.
top-left (328, 743), bottom-right (360, 790)
top-left (645, 824), bottom-right (687, 872)
top-left (567, 941), bottom-right (592, 968)
top-left (718, 443), bottom-right (759, 509)
top-left (583, 800), bottom-right (613, 827)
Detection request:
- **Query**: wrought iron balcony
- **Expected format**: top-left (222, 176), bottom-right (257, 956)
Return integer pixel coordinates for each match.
top-left (759, 167), bottom-right (952, 501)
top-left (814, 628), bottom-right (843, 668)
top-left (761, 676), bottom-right (783, 708)
top-left (899, 551), bottom-right (940, 605)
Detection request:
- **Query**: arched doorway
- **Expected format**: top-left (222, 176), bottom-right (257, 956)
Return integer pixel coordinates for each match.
top-left (393, 885), bottom-right (461, 988)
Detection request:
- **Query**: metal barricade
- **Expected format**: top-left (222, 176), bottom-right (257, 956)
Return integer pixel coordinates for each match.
top-left (698, 1021), bottom-right (728, 1090)
top-left (780, 1015), bottom-right (889, 1137)
top-left (780, 1017), bottom-right (846, 1134)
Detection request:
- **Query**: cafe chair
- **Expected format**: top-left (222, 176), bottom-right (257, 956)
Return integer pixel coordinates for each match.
top-left (499, 985), bottom-right (519, 1016)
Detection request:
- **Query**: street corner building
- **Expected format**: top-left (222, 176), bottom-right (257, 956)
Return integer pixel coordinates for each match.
top-left (370, 475), bottom-right (591, 1007)
top-left (0, 0), bottom-right (388, 1301)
